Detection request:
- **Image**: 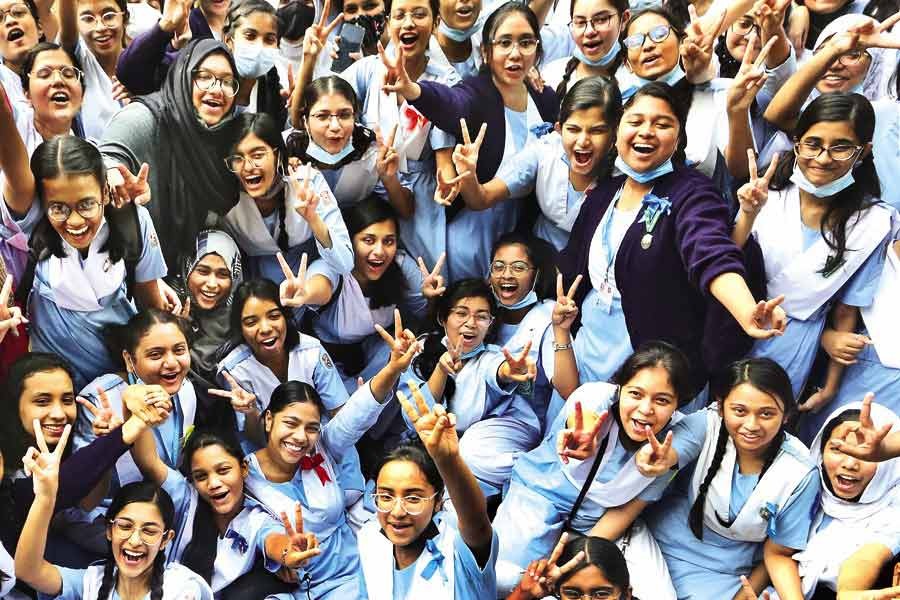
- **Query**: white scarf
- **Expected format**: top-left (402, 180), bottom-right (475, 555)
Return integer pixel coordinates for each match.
top-left (860, 243), bottom-right (900, 368)
top-left (690, 410), bottom-right (813, 542)
top-left (81, 561), bottom-right (214, 599)
top-left (358, 517), bottom-right (457, 600)
top-left (321, 273), bottom-right (393, 344)
top-left (684, 83), bottom-right (729, 177)
top-left (753, 186), bottom-right (891, 320)
top-left (795, 402), bottom-right (900, 598)
top-left (48, 218), bottom-right (127, 311)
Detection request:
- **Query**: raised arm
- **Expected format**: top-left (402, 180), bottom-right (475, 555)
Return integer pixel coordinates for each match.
top-left (551, 274), bottom-right (582, 400)
top-left (725, 35), bottom-right (776, 179)
top-left (123, 386), bottom-right (174, 486)
top-left (57, 0), bottom-right (78, 52)
top-left (453, 120), bottom-right (510, 211)
top-left (0, 82), bottom-right (36, 215)
top-left (288, 0), bottom-right (342, 128)
top-left (732, 149), bottom-right (778, 248)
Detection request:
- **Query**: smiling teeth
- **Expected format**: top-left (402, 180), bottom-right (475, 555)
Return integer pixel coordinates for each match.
top-left (67, 225), bottom-right (88, 235)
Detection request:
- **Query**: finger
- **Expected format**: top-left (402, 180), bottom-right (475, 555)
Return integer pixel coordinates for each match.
top-left (588, 409), bottom-right (609, 440)
top-left (518, 340), bottom-right (533, 362)
top-left (294, 501), bottom-right (304, 534)
top-left (409, 381), bottom-right (430, 416)
top-left (0, 276), bottom-right (11, 306)
top-left (76, 396), bottom-right (101, 417)
top-left (645, 425), bottom-right (662, 452)
top-left (878, 10), bottom-right (900, 32)
top-left (445, 171), bottom-right (470, 185)
top-left (393, 308), bottom-right (403, 338)
top-left (297, 252), bottom-right (308, 282)
top-left (432, 252), bottom-right (446, 277)
top-left (324, 12), bottom-right (344, 36)
top-left (556, 272), bottom-right (564, 298)
top-left (428, 412), bottom-right (451, 447)
top-left (207, 389), bottom-right (235, 399)
top-left (556, 430), bottom-right (572, 459)
top-left (474, 123), bottom-right (487, 148)
top-left (765, 294), bottom-right (785, 312)
top-left (277, 252), bottom-right (295, 281)
top-left (280, 510), bottom-right (297, 538)
top-left (502, 347), bottom-right (515, 366)
top-left (741, 31), bottom-right (757, 69)
top-left (54, 424), bottom-right (72, 459)
top-left (558, 550), bottom-right (586, 576)
top-left (97, 386), bottom-right (112, 410)
top-left (567, 274), bottom-right (583, 299)
top-left (136, 162), bottom-right (150, 185)
top-left (34, 419), bottom-right (49, 454)
top-left (688, 3), bottom-right (698, 23)
top-left (574, 400), bottom-right (584, 433)
top-left (396, 390), bottom-right (420, 423)
top-left (460, 117), bottom-right (472, 146)
top-left (762, 153), bottom-right (779, 182)
top-left (739, 575), bottom-right (755, 598)
top-left (754, 36), bottom-right (778, 69)
top-left (860, 392), bottom-right (875, 427)
top-left (417, 256), bottom-right (430, 278)
top-left (660, 430), bottom-right (674, 455)
top-left (747, 148), bottom-right (758, 181)
top-left (548, 532), bottom-right (568, 566)
top-left (386, 123), bottom-right (398, 149)
top-left (374, 323), bottom-right (396, 346)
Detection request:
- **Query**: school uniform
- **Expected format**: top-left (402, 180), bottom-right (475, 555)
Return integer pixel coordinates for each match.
top-left (28, 205), bottom-right (168, 390)
top-left (748, 186), bottom-right (891, 397)
top-left (0, 541), bottom-right (27, 600)
top-left (53, 562), bottom-right (212, 600)
top-left (645, 408), bottom-right (820, 600)
top-left (358, 515), bottom-right (499, 600)
top-left (873, 99), bottom-right (900, 210)
top-left (221, 167), bottom-right (353, 284)
top-left (795, 402), bottom-right (900, 599)
top-left (245, 383), bottom-right (388, 599)
top-left (0, 188), bottom-right (42, 287)
top-left (493, 382), bottom-right (693, 598)
top-left (426, 36), bottom-right (481, 80)
top-left (73, 40), bottom-right (125, 141)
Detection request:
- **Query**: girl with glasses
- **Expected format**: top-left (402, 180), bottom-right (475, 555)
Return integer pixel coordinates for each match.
top-left (0, 0), bottom-right (52, 107)
top-left (357, 387), bottom-right (498, 599)
top-left (734, 93), bottom-right (892, 406)
top-left (397, 278), bottom-right (539, 497)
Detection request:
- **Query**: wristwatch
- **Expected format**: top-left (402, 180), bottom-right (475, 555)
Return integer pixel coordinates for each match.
top-left (553, 341), bottom-right (573, 352)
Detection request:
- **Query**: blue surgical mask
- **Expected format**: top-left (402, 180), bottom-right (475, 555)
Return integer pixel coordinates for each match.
top-left (636, 63), bottom-right (685, 88)
top-left (441, 335), bottom-right (486, 360)
top-left (437, 13), bottom-right (484, 43)
top-left (629, 0), bottom-right (663, 10)
top-left (233, 42), bottom-right (279, 79)
top-left (574, 40), bottom-right (620, 68)
top-left (305, 136), bottom-right (355, 165)
top-left (614, 154), bottom-right (674, 184)
top-left (790, 160), bottom-right (856, 198)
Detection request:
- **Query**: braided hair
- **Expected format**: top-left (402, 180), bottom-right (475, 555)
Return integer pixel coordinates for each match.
top-left (688, 358), bottom-right (795, 540)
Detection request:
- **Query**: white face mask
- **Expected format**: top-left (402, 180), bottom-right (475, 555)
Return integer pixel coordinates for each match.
top-left (279, 38), bottom-right (304, 62)
top-left (233, 41), bottom-right (279, 79)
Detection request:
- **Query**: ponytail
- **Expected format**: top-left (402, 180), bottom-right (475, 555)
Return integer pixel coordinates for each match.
top-left (149, 546), bottom-right (167, 600)
top-left (555, 56), bottom-right (580, 100)
top-left (276, 202), bottom-right (290, 254)
top-left (96, 558), bottom-right (117, 600)
top-left (687, 419), bottom-right (729, 540)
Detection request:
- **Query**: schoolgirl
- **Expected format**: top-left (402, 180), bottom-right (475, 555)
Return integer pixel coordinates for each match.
top-left (75, 309), bottom-right (196, 487)
top-left (453, 75), bottom-right (620, 251)
top-left (492, 341), bottom-right (698, 598)
top-left (0, 0), bottom-right (48, 105)
top-left (16, 434), bottom-right (214, 600)
top-left (643, 358), bottom-right (819, 600)
top-left (795, 401), bottom-right (900, 599)
top-left (733, 93), bottom-right (892, 398)
top-left (357, 390), bottom-right (498, 599)
top-left (221, 112), bottom-right (353, 285)
top-left (243, 324), bottom-right (418, 599)
top-left (382, 1), bottom-right (559, 280)
top-left (128, 427), bottom-right (322, 598)
top-left (22, 135), bottom-right (168, 390)
top-left (801, 0), bottom-right (869, 53)
top-left (399, 278), bottom-right (540, 497)
top-left (431, 0), bottom-right (486, 78)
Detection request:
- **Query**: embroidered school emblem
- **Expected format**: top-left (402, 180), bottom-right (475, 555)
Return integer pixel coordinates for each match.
top-left (320, 352), bottom-right (334, 370)
top-left (148, 232), bottom-right (159, 247)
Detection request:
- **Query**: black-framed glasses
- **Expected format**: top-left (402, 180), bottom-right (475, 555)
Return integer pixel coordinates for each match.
top-left (192, 69), bottom-right (239, 97)
top-left (623, 24), bottom-right (671, 49)
top-left (109, 518), bottom-right (165, 543)
top-left (309, 110), bottom-right (355, 125)
top-left (371, 492), bottom-right (439, 515)
top-left (30, 65), bottom-right (83, 81)
top-left (490, 36), bottom-right (539, 55)
top-left (731, 16), bottom-right (760, 38)
top-left (558, 589), bottom-right (620, 600)
top-left (46, 198), bottom-right (101, 222)
top-left (448, 307), bottom-right (493, 326)
top-left (78, 10), bottom-right (122, 29)
top-left (814, 47), bottom-right (871, 67)
top-left (224, 148), bottom-right (273, 172)
top-left (491, 260), bottom-right (533, 275)
top-left (0, 3), bottom-right (29, 20)
top-left (794, 140), bottom-right (863, 161)
top-left (569, 11), bottom-right (617, 34)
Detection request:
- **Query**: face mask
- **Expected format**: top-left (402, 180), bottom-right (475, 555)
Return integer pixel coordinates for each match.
top-left (493, 269), bottom-right (539, 310)
top-left (614, 154), bottom-right (674, 184)
top-left (441, 335), bottom-right (486, 360)
top-left (574, 40), bottom-right (620, 67)
top-left (354, 12), bottom-right (387, 48)
top-left (790, 159), bottom-right (856, 198)
top-left (233, 42), bottom-right (279, 79)
top-left (279, 38), bottom-right (304, 62)
top-left (305, 136), bottom-right (355, 165)
top-left (636, 63), bottom-right (685, 88)
top-left (437, 12), bottom-right (484, 43)
top-left (629, 0), bottom-right (663, 10)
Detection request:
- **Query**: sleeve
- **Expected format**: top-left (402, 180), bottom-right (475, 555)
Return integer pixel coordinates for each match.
top-left (250, 509), bottom-right (285, 573)
top-left (494, 140), bottom-right (541, 198)
top-left (321, 381), bottom-right (386, 456)
top-left (429, 124), bottom-right (456, 151)
top-left (313, 347), bottom-right (350, 410)
top-left (756, 47), bottom-right (798, 112)
top-left (55, 566), bottom-right (86, 600)
top-left (306, 257), bottom-right (342, 289)
top-left (452, 527), bottom-right (499, 592)
top-left (482, 349), bottom-right (517, 395)
top-left (134, 205), bottom-right (168, 281)
top-left (99, 102), bottom-right (158, 173)
top-left (670, 411), bottom-right (710, 469)
top-left (638, 469), bottom-right (679, 502)
top-left (311, 173), bottom-right (354, 275)
top-left (410, 80), bottom-right (478, 134)
top-left (398, 253), bottom-right (427, 320)
top-left (840, 238), bottom-right (889, 307)
top-left (161, 465), bottom-right (195, 524)
top-left (56, 426), bottom-right (130, 511)
top-left (771, 467), bottom-right (820, 551)
top-left (114, 22), bottom-right (174, 95)
top-left (0, 177), bottom-right (42, 238)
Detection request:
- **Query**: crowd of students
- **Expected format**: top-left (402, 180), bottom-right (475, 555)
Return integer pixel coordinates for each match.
top-left (1, 0), bottom-right (900, 597)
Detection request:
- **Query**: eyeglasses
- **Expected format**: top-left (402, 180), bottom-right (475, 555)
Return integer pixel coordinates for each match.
top-left (109, 518), bottom-right (165, 544)
top-left (371, 492), bottom-right (439, 515)
top-left (192, 70), bottom-right (239, 97)
top-left (46, 198), bottom-right (101, 222)
top-left (225, 148), bottom-right (272, 172)
top-left (794, 140), bottom-right (863, 161)
top-left (623, 24), bottom-right (672, 50)
top-left (78, 11), bottom-right (123, 29)
top-left (448, 307), bottom-right (493, 326)
top-left (30, 65), bottom-right (83, 81)
top-left (309, 110), bottom-right (355, 125)
top-left (390, 8), bottom-right (430, 22)
top-left (490, 260), bottom-right (533, 275)
top-left (814, 47), bottom-right (871, 67)
top-left (569, 11), bottom-right (617, 34)
top-left (0, 3), bottom-right (29, 20)
top-left (490, 36), bottom-right (539, 55)
top-left (731, 16), bottom-right (760, 38)
top-left (558, 589), bottom-right (619, 600)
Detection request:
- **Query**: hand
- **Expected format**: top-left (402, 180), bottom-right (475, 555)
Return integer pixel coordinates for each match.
top-left (727, 34), bottom-right (776, 115)
top-left (209, 372), bottom-right (259, 415)
top-left (634, 425), bottom-right (676, 477)
top-left (738, 575), bottom-right (771, 600)
top-left (397, 381), bottom-right (459, 462)
top-left (111, 76), bottom-right (132, 105)
top-left (107, 163), bottom-right (151, 207)
top-left (736, 149), bottom-right (778, 215)
top-left (499, 341), bottom-right (537, 384)
top-left (374, 309), bottom-right (420, 373)
top-left (552, 273), bottom-right (582, 331)
top-left (557, 401), bottom-right (608, 464)
top-left (159, 0), bottom-right (191, 34)
top-left (740, 295), bottom-right (787, 339)
top-left (525, 66), bottom-right (545, 91)
top-left (277, 252), bottom-right (312, 308)
top-left (681, 4), bottom-right (727, 82)
top-left (838, 12), bottom-right (900, 52)
top-left (785, 3), bottom-right (809, 56)
top-left (375, 124), bottom-right (400, 179)
top-left (821, 329), bottom-right (871, 365)
top-left (279, 502), bottom-right (321, 568)
top-left (433, 168), bottom-right (468, 206)
top-left (438, 337), bottom-right (464, 377)
top-left (121, 384), bottom-right (172, 425)
top-left (835, 588), bottom-right (900, 600)
top-left (158, 279), bottom-right (183, 315)
top-left (830, 392), bottom-right (893, 462)
top-left (799, 387), bottom-right (835, 414)
top-left (0, 275), bottom-right (27, 344)
top-left (22, 420), bottom-right (71, 498)
top-left (418, 253), bottom-right (447, 299)
top-left (752, 0), bottom-right (791, 44)
top-left (515, 532), bottom-right (586, 598)
top-left (301, 0), bottom-right (342, 61)
top-left (178, 297), bottom-right (192, 320)
top-left (379, 42), bottom-right (416, 98)
top-left (288, 163), bottom-right (322, 223)
top-left (77, 387), bottom-right (124, 437)
top-left (450, 118), bottom-right (485, 179)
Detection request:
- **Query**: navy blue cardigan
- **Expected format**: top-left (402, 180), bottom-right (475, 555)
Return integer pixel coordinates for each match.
top-left (410, 72), bottom-right (559, 182)
top-left (559, 165), bottom-right (767, 390)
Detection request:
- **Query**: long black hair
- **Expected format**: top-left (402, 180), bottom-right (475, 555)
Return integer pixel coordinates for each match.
top-left (554, 534), bottom-right (631, 595)
top-left (105, 308), bottom-right (193, 371)
top-left (479, 2), bottom-right (544, 75)
top-left (490, 231), bottom-right (558, 304)
top-left (343, 196), bottom-right (408, 309)
top-left (264, 381), bottom-right (327, 435)
top-left (230, 278), bottom-right (301, 352)
top-left (770, 92), bottom-right (880, 277)
top-left (609, 340), bottom-right (694, 406)
top-left (688, 357), bottom-right (795, 540)
top-left (556, 75), bottom-right (623, 180)
top-left (98, 482), bottom-right (175, 600)
top-left (555, 0), bottom-right (629, 99)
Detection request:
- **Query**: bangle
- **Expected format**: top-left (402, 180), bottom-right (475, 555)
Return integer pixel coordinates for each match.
top-left (553, 342), bottom-right (572, 352)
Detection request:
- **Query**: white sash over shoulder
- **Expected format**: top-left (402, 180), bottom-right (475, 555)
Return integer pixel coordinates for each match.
top-left (861, 244), bottom-right (900, 368)
top-left (82, 561), bottom-right (214, 599)
top-left (48, 218), bottom-right (125, 311)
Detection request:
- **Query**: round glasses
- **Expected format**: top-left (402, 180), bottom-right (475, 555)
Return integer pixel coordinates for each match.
top-left (447, 307), bottom-right (493, 327)
top-left (731, 17), bottom-right (760, 38)
top-left (490, 36), bottom-right (539, 55)
top-left (79, 11), bottom-right (122, 29)
top-left (46, 199), bottom-right (101, 222)
top-left (490, 260), bottom-right (533, 275)
top-left (30, 65), bottom-right (84, 82)
top-left (109, 518), bottom-right (165, 544)
top-left (794, 140), bottom-right (863, 162)
top-left (0, 3), bottom-right (30, 21)
top-left (224, 149), bottom-right (272, 172)
top-left (371, 492), bottom-right (439, 515)
top-left (623, 24), bottom-right (671, 50)
top-left (193, 70), bottom-right (239, 97)
top-left (569, 11), bottom-right (617, 34)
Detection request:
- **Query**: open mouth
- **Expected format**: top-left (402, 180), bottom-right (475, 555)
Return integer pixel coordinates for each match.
top-left (455, 4), bottom-right (473, 17)
top-left (497, 281), bottom-right (519, 300)
top-left (572, 149), bottom-right (593, 167)
top-left (199, 288), bottom-right (220, 301)
top-left (387, 521), bottom-right (414, 535)
top-left (259, 336), bottom-right (279, 350)
top-left (42, 423), bottom-right (65, 437)
top-left (583, 38), bottom-right (603, 51)
top-left (50, 90), bottom-right (71, 105)
top-left (242, 173), bottom-right (264, 188)
top-left (366, 257), bottom-right (386, 271)
top-left (631, 418), bottom-right (651, 434)
top-left (202, 97), bottom-right (224, 111)
top-left (460, 332), bottom-right (477, 345)
top-left (834, 474), bottom-right (861, 492)
top-left (282, 440), bottom-right (306, 457)
top-left (739, 432), bottom-right (761, 444)
top-left (121, 548), bottom-right (147, 566)
top-left (6, 27), bottom-right (25, 42)
top-left (65, 224), bottom-right (90, 242)
top-left (208, 489), bottom-right (229, 506)
top-left (398, 31), bottom-right (419, 49)
top-left (159, 371), bottom-right (181, 385)
top-left (632, 143), bottom-right (656, 155)
top-left (641, 53), bottom-right (661, 66)
top-left (93, 32), bottom-right (114, 45)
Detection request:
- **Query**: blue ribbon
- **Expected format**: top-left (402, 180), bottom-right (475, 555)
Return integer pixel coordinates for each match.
top-left (638, 193), bottom-right (672, 234)
top-left (760, 501), bottom-right (778, 538)
top-left (529, 122), bottom-right (554, 138)
top-left (420, 539), bottom-right (448, 583)
top-left (224, 529), bottom-right (249, 555)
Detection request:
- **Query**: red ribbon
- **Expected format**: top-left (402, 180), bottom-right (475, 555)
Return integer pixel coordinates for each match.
top-left (299, 453), bottom-right (331, 485)
top-left (402, 105), bottom-right (428, 132)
